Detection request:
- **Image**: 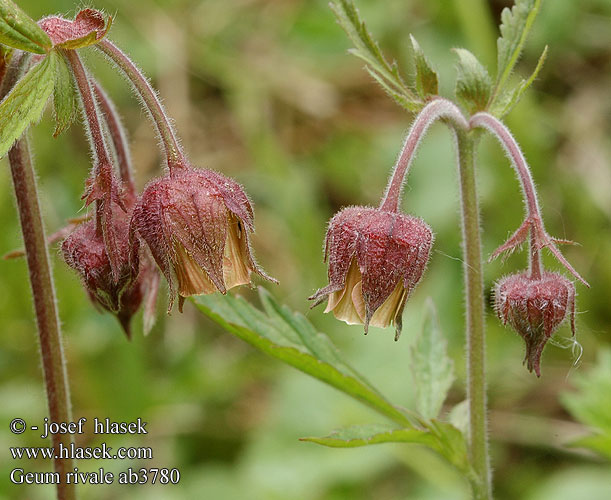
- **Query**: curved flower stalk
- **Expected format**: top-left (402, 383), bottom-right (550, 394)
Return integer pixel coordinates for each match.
top-left (94, 39), bottom-right (187, 172)
top-left (469, 112), bottom-right (589, 287)
top-left (311, 99), bottom-right (468, 339)
top-left (470, 112), bottom-right (589, 376)
top-left (65, 48), bottom-right (127, 281)
top-left (85, 32), bottom-right (275, 309)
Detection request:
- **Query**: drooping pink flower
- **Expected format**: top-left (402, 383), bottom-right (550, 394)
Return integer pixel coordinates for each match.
top-left (131, 166), bottom-right (275, 311)
top-left (61, 208), bottom-right (157, 338)
top-left (310, 206), bottom-right (433, 340)
top-left (493, 271), bottom-right (576, 376)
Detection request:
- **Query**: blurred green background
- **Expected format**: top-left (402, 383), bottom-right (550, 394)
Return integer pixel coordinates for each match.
top-left (1, 0), bottom-right (610, 498)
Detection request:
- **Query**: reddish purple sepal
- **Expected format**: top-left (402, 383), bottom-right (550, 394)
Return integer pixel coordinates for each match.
top-left (130, 165), bottom-right (275, 311)
top-left (39, 9), bottom-right (111, 49)
top-left (494, 271), bottom-right (576, 376)
top-left (310, 206), bottom-right (433, 338)
top-left (61, 208), bottom-right (158, 338)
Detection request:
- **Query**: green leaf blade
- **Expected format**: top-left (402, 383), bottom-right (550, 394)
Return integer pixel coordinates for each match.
top-left (495, 0), bottom-right (541, 93)
top-left (192, 290), bottom-right (413, 428)
top-left (490, 45), bottom-right (547, 118)
top-left (301, 420), bottom-right (474, 479)
top-left (454, 48), bottom-right (492, 114)
top-left (301, 424), bottom-right (426, 448)
top-left (410, 35), bottom-right (439, 98)
top-left (330, 0), bottom-right (421, 111)
top-left (0, 53), bottom-right (55, 157)
top-left (561, 348), bottom-right (611, 459)
top-left (52, 51), bottom-right (77, 137)
top-left (0, 0), bottom-right (51, 54)
top-left (410, 299), bottom-right (455, 420)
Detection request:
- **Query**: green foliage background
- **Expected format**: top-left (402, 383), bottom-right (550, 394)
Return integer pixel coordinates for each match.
top-left (1, 0), bottom-right (610, 498)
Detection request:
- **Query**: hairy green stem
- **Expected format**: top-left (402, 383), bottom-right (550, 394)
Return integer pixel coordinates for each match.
top-left (376, 99), bottom-right (491, 496)
top-left (9, 137), bottom-right (76, 500)
top-left (456, 130), bottom-right (491, 500)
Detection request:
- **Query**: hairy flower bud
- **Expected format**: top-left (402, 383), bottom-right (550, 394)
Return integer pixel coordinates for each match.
top-left (310, 206), bottom-right (433, 340)
top-left (131, 166), bottom-right (275, 311)
top-left (493, 271), bottom-right (576, 376)
top-left (39, 9), bottom-right (111, 49)
top-left (61, 211), bottom-right (150, 338)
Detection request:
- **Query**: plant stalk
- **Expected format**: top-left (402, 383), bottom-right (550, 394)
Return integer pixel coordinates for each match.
top-left (455, 129), bottom-right (491, 500)
top-left (380, 98), bottom-right (468, 212)
top-left (9, 137), bottom-right (76, 500)
top-left (93, 80), bottom-right (136, 202)
top-left (95, 39), bottom-right (187, 171)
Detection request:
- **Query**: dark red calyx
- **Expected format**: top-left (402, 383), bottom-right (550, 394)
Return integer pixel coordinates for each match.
top-left (310, 206), bottom-right (433, 340)
top-left (130, 165), bottom-right (276, 312)
top-left (494, 271), bottom-right (576, 376)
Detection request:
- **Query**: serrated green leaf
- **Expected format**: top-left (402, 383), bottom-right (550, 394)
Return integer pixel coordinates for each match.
top-left (330, 0), bottom-right (420, 110)
top-left (52, 51), bottom-right (77, 137)
top-left (301, 420), bottom-right (475, 479)
top-left (495, 0), bottom-right (541, 93)
top-left (192, 288), bottom-right (413, 427)
top-left (0, 0), bottom-right (51, 54)
top-left (365, 67), bottom-right (420, 112)
top-left (410, 299), bottom-right (455, 420)
top-left (490, 45), bottom-right (547, 117)
top-left (410, 35), bottom-right (438, 98)
top-left (0, 53), bottom-right (55, 157)
top-left (454, 48), bottom-right (492, 114)
top-left (561, 348), bottom-right (611, 459)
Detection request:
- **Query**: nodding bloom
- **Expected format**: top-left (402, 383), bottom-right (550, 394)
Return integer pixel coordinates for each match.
top-left (309, 206), bottom-right (433, 340)
top-left (61, 209), bottom-right (155, 338)
top-left (493, 271), bottom-right (576, 377)
top-left (130, 166), bottom-right (276, 311)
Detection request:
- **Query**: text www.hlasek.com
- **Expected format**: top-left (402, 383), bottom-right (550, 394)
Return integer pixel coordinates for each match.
top-left (10, 442), bottom-right (153, 460)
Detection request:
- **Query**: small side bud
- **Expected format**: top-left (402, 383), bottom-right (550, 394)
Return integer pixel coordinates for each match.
top-left (493, 271), bottom-right (576, 377)
top-left (39, 9), bottom-right (112, 49)
top-left (61, 209), bottom-right (150, 338)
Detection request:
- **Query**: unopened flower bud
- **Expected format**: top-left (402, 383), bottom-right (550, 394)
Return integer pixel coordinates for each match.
top-left (39, 9), bottom-right (111, 49)
top-left (61, 211), bottom-right (147, 338)
top-left (493, 271), bottom-right (576, 376)
top-left (310, 206), bottom-right (433, 340)
top-left (131, 166), bottom-right (275, 311)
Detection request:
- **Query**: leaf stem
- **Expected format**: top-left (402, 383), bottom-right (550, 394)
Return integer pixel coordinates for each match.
top-left (380, 98), bottom-right (468, 212)
top-left (94, 39), bottom-right (187, 171)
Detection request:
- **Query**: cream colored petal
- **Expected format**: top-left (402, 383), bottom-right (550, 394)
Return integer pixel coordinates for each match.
top-left (350, 281), bottom-right (366, 323)
top-left (223, 215), bottom-right (252, 290)
top-left (174, 242), bottom-right (218, 296)
top-left (325, 259), bottom-right (364, 325)
top-left (368, 282), bottom-right (407, 328)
